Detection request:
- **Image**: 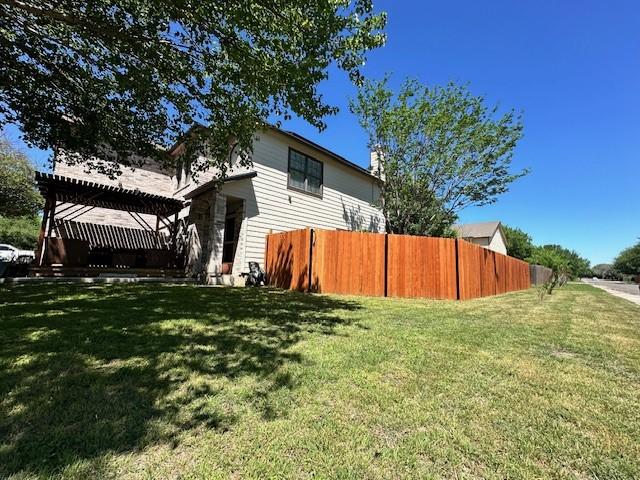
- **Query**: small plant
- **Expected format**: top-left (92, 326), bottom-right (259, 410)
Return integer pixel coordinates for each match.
top-left (538, 265), bottom-right (571, 300)
top-left (537, 283), bottom-right (549, 301)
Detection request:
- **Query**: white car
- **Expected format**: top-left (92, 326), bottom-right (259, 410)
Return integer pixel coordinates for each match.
top-left (0, 244), bottom-right (36, 263)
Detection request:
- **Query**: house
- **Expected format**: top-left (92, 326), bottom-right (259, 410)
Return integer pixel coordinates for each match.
top-left (453, 221), bottom-right (508, 255)
top-left (38, 125), bottom-right (385, 282)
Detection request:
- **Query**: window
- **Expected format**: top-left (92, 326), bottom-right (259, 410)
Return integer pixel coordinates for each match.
top-left (288, 149), bottom-right (323, 196)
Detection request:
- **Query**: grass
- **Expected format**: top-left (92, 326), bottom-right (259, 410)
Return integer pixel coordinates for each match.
top-left (1, 282), bottom-right (639, 479)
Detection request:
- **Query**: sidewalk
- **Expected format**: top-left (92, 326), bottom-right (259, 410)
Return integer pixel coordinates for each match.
top-left (582, 280), bottom-right (640, 306)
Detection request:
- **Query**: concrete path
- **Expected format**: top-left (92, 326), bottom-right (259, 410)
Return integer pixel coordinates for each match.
top-left (581, 278), bottom-right (640, 306)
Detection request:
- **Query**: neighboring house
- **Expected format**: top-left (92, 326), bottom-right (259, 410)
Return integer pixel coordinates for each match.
top-left (49, 125), bottom-right (384, 283)
top-left (453, 221), bottom-right (508, 255)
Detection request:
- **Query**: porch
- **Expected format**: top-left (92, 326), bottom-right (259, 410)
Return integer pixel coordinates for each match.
top-left (183, 172), bottom-right (256, 284)
top-left (32, 172), bottom-right (186, 277)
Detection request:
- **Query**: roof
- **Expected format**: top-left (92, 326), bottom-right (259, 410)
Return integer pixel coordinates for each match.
top-left (183, 170), bottom-right (258, 200)
top-left (453, 221), bottom-right (503, 239)
top-left (167, 124), bottom-right (379, 182)
top-left (35, 171), bottom-right (184, 216)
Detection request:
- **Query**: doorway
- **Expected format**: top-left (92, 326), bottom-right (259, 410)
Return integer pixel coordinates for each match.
top-left (221, 197), bottom-right (243, 274)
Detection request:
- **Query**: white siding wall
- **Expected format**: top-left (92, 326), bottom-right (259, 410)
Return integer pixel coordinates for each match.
top-left (219, 130), bottom-right (384, 270)
top-left (488, 230), bottom-right (508, 255)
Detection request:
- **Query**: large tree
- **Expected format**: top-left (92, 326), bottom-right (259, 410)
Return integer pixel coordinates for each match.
top-left (350, 78), bottom-right (527, 236)
top-left (503, 224), bottom-right (534, 260)
top-left (0, 137), bottom-right (42, 217)
top-left (0, 0), bottom-right (386, 177)
top-left (613, 241), bottom-right (640, 276)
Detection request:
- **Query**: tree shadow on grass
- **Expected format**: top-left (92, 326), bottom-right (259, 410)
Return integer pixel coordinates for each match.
top-left (0, 283), bottom-right (362, 477)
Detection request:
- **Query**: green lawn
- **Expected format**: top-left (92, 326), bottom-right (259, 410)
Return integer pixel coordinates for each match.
top-left (1, 282), bottom-right (639, 479)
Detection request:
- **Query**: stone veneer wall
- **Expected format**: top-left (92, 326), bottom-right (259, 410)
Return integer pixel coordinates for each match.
top-left (184, 195), bottom-right (212, 277)
top-left (52, 155), bottom-right (177, 230)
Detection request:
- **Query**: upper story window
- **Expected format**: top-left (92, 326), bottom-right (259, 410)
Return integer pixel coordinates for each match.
top-left (288, 148), bottom-right (323, 197)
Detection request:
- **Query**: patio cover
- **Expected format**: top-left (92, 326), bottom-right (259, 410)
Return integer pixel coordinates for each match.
top-left (35, 171), bottom-right (184, 216)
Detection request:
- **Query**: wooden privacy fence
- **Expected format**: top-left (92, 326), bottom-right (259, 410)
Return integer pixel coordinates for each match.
top-left (264, 228), bottom-right (531, 300)
top-left (529, 264), bottom-right (553, 286)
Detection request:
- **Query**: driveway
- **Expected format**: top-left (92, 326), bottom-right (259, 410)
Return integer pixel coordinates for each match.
top-left (582, 278), bottom-right (640, 305)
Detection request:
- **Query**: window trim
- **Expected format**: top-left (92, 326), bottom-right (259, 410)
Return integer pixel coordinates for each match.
top-left (287, 148), bottom-right (324, 198)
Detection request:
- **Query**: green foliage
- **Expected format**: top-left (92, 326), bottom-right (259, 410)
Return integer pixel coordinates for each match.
top-left (0, 215), bottom-right (40, 249)
top-left (592, 263), bottom-right (621, 280)
top-left (613, 240), bottom-right (640, 276)
top-left (528, 247), bottom-right (566, 273)
top-left (350, 77), bottom-right (527, 236)
top-left (0, 139), bottom-right (42, 217)
top-left (504, 224), bottom-right (591, 286)
top-left (528, 244), bottom-right (591, 281)
top-left (528, 247), bottom-right (570, 295)
top-left (502, 225), bottom-right (534, 260)
top-left (0, 0), bottom-right (386, 178)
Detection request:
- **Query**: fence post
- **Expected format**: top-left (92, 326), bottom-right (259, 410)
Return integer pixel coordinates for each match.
top-left (454, 239), bottom-right (461, 300)
top-left (384, 233), bottom-right (389, 297)
top-left (307, 227), bottom-right (314, 293)
top-left (263, 230), bottom-right (271, 284)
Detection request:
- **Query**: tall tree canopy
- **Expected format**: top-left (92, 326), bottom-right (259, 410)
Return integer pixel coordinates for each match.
top-left (613, 241), bottom-right (640, 276)
top-left (351, 78), bottom-right (527, 236)
top-left (0, 0), bottom-right (386, 177)
top-left (0, 138), bottom-right (42, 217)
top-left (503, 224), bottom-right (534, 260)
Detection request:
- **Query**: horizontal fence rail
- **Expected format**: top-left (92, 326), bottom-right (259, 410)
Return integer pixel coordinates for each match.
top-left (264, 228), bottom-right (531, 300)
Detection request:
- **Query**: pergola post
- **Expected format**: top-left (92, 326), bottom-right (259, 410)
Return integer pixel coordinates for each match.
top-left (36, 193), bottom-right (53, 266)
top-left (170, 212), bottom-right (179, 267)
top-left (47, 195), bottom-right (57, 238)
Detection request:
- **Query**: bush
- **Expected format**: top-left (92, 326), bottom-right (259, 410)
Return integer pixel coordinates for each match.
top-left (0, 215), bottom-right (40, 249)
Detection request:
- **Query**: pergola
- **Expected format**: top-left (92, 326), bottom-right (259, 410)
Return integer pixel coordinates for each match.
top-left (34, 172), bottom-right (185, 273)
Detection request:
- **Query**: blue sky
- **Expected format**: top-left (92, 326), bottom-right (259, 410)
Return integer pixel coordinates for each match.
top-left (4, 0), bottom-right (639, 265)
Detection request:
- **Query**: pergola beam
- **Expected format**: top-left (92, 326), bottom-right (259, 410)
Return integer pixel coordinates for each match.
top-left (34, 172), bottom-right (184, 217)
